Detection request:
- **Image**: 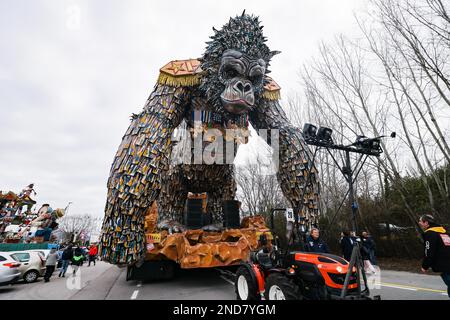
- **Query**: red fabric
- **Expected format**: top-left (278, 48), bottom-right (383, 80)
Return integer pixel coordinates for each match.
top-left (89, 246), bottom-right (98, 256)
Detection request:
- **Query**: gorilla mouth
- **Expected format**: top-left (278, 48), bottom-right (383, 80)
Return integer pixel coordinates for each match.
top-left (221, 97), bottom-right (253, 114)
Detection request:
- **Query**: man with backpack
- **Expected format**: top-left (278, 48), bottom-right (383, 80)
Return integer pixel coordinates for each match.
top-left (419, 214), bottom-right (450, 298)
top-left (71, 247), bottom-right (85, 275)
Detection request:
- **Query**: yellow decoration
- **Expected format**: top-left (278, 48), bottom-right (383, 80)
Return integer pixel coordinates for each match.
top-left (256, 231), bottom-right (273, 240)
top-left (262, 76), bottom-right (281, 101)
top-left (147, 233), bottom-right (161, 243)
top-left (262, 90), bottom-right (281, 101)
top-left (157, 59), bottom-right (282, 101)
top-left (157, 72), bottom-right (202, 87)
top-left (158, 58), bottom-right (203, 88)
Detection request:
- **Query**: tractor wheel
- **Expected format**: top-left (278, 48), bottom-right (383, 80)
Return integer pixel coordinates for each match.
top-left (264, 273), bottom-right (302, 300)
top-left (317, 284), bottom-right (329, 300)
top-left (235, 266), bottom-right (261, 300)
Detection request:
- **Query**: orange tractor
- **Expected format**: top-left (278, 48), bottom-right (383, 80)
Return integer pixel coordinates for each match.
top-left (234, 209), bottom-right (376, 300)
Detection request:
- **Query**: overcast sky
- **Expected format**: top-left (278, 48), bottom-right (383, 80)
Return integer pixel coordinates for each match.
top-left (0, 0), bottom-right (368, 218)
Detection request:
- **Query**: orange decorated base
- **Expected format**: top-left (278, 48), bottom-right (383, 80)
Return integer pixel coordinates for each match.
top-left (144, 207), bottom-right (272, 269)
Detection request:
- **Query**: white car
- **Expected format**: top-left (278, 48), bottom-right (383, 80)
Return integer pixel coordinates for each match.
top-left (3, 251), bottom-right (46, 283)
top-left (0, 253), bottom-right (21, 286)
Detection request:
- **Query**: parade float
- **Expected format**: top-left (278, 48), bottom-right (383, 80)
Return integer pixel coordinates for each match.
top-left (0, 184), bottom-right (65, 250)
top-left (100, 12), bottom-right (319, 280)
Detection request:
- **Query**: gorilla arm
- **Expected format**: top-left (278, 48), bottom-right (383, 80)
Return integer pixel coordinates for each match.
top-left (100, 84), bottom-right (189, 265)
top-left (249, 98), bottom-right (320, 226)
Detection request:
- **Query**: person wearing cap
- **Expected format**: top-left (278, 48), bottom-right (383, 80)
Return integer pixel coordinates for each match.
top-left (418, 214), bottom-right (450, 298)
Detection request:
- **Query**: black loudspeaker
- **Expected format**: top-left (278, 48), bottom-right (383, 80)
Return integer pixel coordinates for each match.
top-left (223, 200), bottom-right (241, 229)
top-left (185, 199), bottom-right (203, 229)
top-left (202, 211), bottom-right (212, 226)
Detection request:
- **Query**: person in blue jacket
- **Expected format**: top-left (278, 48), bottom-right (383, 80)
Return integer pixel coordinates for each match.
top-left (305, 228), bottom-right (329, 253)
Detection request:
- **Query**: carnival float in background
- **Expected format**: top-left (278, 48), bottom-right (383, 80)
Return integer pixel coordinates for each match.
top-left (0, 184), bottom-right (65, 243)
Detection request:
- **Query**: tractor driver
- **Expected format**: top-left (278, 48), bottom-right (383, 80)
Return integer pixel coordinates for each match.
top-left (305, 228), bottom-right (329, 254)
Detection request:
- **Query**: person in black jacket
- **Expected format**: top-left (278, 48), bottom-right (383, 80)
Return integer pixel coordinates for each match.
top-left (419, 214), bottom-right (450, 298)
top-left (71, 247), bottom-right (85, 275)
top-left (360, 232), bottom-right (377, 274)
top-left (305, 228), bottom-right (329, 253)
top-left (340, 231), bottom-right (355, 262)
top-left (361, 231), bottom-right (377, 265)
top-left (58, 244), bottom-right (73, 278)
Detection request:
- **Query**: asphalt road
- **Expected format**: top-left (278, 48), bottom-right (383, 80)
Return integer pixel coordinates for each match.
top-left (0, 261), bottom-right (447, 300)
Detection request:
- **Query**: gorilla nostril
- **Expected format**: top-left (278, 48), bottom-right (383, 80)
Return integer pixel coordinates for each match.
top-left (244, 84), bottom-right (252, 93)
top-left (236, 82), bottom-right (244, 92)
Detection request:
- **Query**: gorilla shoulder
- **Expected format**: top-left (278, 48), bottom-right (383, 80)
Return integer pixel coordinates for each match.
top-left (158, 58), bottom-right (203, 87)
top-left (262, 76), bottom-right (281, 101)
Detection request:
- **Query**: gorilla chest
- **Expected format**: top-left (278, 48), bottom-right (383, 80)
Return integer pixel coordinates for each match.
top-left (171, 99), bottom-right (250, 165)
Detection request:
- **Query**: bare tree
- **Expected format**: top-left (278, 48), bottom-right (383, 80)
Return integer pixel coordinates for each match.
top-left (291, 0), bottom-right (450, 237)
top-left (235, 155), bottom-right (288, 217)
top-left (299, 39), bottom-right (397, 228)
top-left (58, 214), bottom-right (96, 243)
top-left (361, 0), bottom-right (450, 219)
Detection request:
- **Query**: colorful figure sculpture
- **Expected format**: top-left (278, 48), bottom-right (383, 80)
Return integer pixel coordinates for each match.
top-left (101, 12), bottom-right (320, 264)
top-left (31, 204), bottom-right (64, 241)
top-left (15, 184), bottom-right (37, 215)
top-left (20, 183), bottom-right (37, 198)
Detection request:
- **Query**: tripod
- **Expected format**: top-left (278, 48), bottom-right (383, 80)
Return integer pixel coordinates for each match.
top-left (327, 149), bottom-right (371, 298)
top-left (340, 239), bottom-right (370, 298)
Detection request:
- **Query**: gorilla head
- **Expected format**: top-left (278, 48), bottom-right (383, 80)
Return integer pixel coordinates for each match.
top-left (219, 49), bottom-right (266, 114)
top-left (199, 12), bottom-right (280, 116)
